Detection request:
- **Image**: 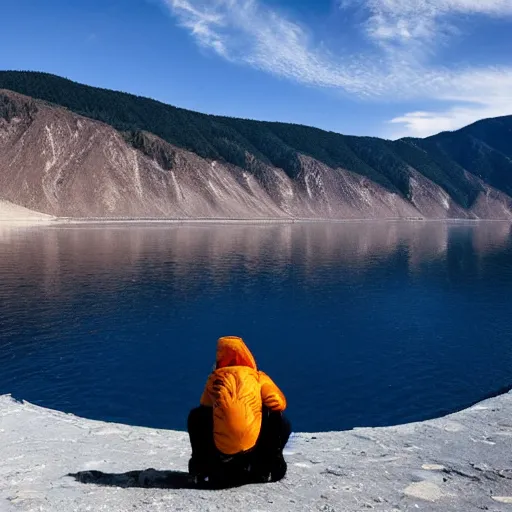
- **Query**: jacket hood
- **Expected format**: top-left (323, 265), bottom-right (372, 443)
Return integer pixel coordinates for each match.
top-left (216, 336), bottom-right (257, 370)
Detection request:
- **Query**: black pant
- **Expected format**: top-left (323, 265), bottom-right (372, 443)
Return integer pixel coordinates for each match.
top-left (187, 405), bottom-right (291, 485)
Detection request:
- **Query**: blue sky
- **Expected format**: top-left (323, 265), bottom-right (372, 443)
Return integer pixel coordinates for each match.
top-left (1, 0), bottom-right (511, 138)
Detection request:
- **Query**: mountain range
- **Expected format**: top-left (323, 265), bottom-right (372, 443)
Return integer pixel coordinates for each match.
top-left (1, 71), bottom-right (511, 220)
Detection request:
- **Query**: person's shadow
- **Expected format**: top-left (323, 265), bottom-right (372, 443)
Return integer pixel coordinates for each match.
top-left (68, 468), bottom-right (203, 490)
top-left (68, 468), bottom-right (251, 490)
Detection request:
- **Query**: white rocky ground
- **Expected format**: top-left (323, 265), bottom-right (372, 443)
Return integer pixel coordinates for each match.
top-left (1, 393), bottom-right (512, 512)
top-left (0, 201), bottom-right (54, 223)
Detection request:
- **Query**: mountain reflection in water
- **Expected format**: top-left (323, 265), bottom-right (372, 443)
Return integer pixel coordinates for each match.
top-left (1, 221), bottom-right (511, 432)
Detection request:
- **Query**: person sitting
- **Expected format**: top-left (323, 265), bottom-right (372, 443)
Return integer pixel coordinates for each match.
top-left (187, 336), bottom-right (291, 487)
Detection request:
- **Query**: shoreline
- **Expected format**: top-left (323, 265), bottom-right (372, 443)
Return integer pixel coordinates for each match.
top-left (2, 216), bottom-right (512, 227)
top-left (2, 391), bottom-right (512, 511)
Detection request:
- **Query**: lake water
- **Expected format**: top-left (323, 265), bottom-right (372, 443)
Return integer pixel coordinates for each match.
top-left (1, 222), bottom-right (512, 433)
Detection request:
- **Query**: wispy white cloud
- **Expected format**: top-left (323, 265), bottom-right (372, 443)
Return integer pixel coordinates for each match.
top-left (168, 0), bottom-right (228, 56)
top-left (389, 66), bottom-right (512, 137)
top-left (166, 0), bottom-right (379, 95)
top-left (389, 102), bottom-right (510, 138)
top-left (164, 0), bottom-right (512, 137)
top-left (360, 0), bottom-right (512, 45)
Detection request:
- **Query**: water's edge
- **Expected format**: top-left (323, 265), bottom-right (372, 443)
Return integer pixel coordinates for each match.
top-left (2, 217), bottom-right (512, 229)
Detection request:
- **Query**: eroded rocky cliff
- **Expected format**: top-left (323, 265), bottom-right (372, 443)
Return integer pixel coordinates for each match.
top-left (1, 81), bottom-right (511, 219)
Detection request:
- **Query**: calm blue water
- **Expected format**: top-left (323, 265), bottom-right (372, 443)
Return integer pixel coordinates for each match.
top-left (1, 222), bottom-right (512, 432)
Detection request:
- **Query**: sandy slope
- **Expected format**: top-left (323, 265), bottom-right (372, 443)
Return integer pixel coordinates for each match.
top-left (1, 392), bottom-right (512, 511)
top-left (0, 200), bottom-right (54, 223)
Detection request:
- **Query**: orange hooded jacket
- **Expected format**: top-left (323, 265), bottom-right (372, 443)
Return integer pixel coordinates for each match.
top-left (200, 336), bottom-right (287, 455)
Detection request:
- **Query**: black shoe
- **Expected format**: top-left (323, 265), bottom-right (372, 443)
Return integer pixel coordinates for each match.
top-left (251, 471), bottom-right (271, 484)
top-left (188, 457), bottom-right (210, 482)
top-left (270, 455), bottom-right (287, 482)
